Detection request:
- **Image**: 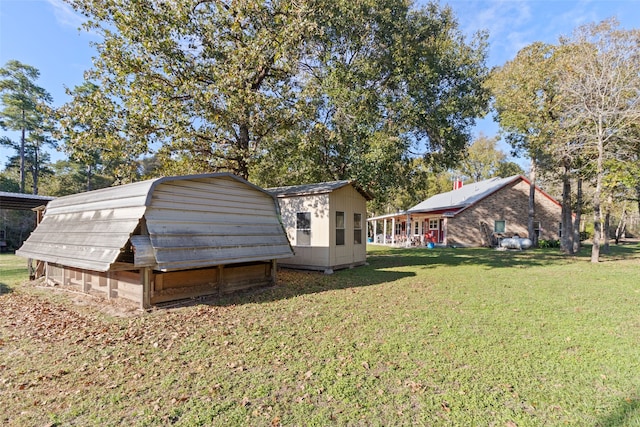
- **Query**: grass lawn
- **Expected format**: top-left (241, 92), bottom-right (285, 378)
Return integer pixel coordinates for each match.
top-left (1, 244), bottom-right (640, 426)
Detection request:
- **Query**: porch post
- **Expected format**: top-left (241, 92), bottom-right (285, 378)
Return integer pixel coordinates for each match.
top-left (443, 218), bottom-right (448, 246)
top-left (406, 213), bottom-right (411, 247)
top-left (383, 219), bottom-right (387, 245)
top-left (391, 218), bottom-right (396, 245)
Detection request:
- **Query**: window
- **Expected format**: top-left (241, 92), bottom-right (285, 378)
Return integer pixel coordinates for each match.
top-left (429, 219), bottom-right (438, 230)
top-left (558, 222), bottom-right (563, 238)
top-left (296, 212), bottom-right (311, 246)
top-left (336, 211), bottom-right (345, 246)
top-left (494, 220), bottom-right (506, 233)
top-left (354, 213), bottom-right (362, 244)
top-left (395, 222), bottom-right (403, 235)
top-left (414, 221), bottom-right (419, 235)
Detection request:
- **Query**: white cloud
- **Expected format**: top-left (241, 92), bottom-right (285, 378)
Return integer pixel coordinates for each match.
top-left (46, 0), bottom-right (86, 30)
top-left (442, 0), bottom-right (537, 65)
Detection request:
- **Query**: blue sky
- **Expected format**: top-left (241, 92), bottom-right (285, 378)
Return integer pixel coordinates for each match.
top-left (1, 0), bottom-right (639, 169)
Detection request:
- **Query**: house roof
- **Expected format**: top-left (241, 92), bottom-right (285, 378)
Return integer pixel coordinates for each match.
top-left (408, 175), bottom-right (523, 214)
top-left (267, 180), bottom-right (373, 201)
top-left (0, 191), bottom-right (55, 210)
top-left (16, 173), bottom-right (293, 272)
top-left (367, 175), bottom-right (560, 221)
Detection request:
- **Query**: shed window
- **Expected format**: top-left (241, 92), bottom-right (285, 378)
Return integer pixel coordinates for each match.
top-left (354, 213), bottom-right (362, 244)
top-left (494, 220), bottom-right (506, 233)
top-left (296, 212), bottom-right (311, 246)
top-left (429, 219), bottom-right (438, 229)
top-left (336, 211), bottom-right (345, 246)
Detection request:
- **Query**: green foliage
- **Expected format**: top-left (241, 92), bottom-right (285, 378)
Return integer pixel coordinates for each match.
top-left (41, 160), bottom-right (114, 196)
top-left (496, 160), bottom-right (525, 178)
top-left (2, 152), bottom-right (54, 196)
top-left (62, 0), bottom-right (489, 201)
top-left (456, 133), bottom-right (507, 181)
top-left (65, 0), bottom-right (318, 180)
top-left (0, 60), bottom-right (54, 194)
top-left (488, 19), bottom-right (640, 262)
top-left (0, 174), bottom-right (19, 192)
top-left (538, 239), bottom-right (560, 248)
top-left (556, 19), bottom-right (640, 262)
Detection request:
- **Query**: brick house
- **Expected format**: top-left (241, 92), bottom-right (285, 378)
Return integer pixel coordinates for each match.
top-left (368, 175), bottom-right (562, 247)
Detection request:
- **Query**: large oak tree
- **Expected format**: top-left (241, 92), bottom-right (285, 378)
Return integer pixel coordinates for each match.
top-left (62, 0), bottom-right (489, 203)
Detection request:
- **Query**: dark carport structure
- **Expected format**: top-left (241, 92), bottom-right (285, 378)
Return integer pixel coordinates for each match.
top-left (0, 192), bottom-right (55, 253)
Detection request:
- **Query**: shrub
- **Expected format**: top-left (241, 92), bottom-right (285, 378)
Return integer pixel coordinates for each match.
top-left (538, 239), bottom-right (560, 248)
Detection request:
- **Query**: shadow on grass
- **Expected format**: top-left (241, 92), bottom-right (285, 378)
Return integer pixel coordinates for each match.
top-left (160, 241), bottom-right (640, 309)
top-left (174, 267), bottom-right (417, 309)
top-left (368, 241), bottom-right (640, 270)
top-left (367, 246), bottom-right (571, 270)
top-left (597, 397), bottom-right (640, 427)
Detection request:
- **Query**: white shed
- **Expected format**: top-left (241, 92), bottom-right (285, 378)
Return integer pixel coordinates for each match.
top-left (267, 181), bottom-right (372, 274)
top-left (17, 173), bottom-right (293, 308)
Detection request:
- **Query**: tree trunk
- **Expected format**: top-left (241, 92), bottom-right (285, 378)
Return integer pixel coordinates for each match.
top-left (615, 207), bottom-right (626, 245)
top-left (572, 177), bottom-right (582, 253)
top-left (603, 193), bottom-right (614, 252)
top-left (528, 159), bottom-right (537, 247)
top-left (32, 145), bottom-right (39, 195)
top-left (87, 164), bottom-right (93, 191)
top-left (636, 184), bottom-right (640, 219)
top-left (560, 165), bottom-right (573, 254)
top-left (603, 202), bottom-right (610, 254)
top-left (591, 133), bottom-right (604, 263)
top-left (20, 109), bottom-right (26, 193)
top-left (237, 123), bottom-right (250, 180)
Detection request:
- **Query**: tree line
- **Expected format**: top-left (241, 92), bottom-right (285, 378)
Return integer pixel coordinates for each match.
top-left (1, 1), bottom-right (639, 262)
top-left (489, 18), bottom-right (640, 262)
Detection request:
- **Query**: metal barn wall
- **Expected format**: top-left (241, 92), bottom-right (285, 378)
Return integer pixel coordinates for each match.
top-left (17, 173), bottom-right (295, 307)
top-left (17, 174), bottom-right (293, 273)
top-left (145, 176), bottom-right (292, 271)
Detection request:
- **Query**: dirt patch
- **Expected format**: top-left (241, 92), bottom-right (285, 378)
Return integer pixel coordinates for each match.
top-left (22, 278), bottom-right (143, 318)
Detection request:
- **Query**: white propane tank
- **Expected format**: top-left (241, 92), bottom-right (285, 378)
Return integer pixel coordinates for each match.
top-left (500, 237), bottom-right (532, 250)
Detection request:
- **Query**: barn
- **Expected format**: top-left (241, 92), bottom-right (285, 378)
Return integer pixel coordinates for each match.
top-left (16, 173), bottom-right (293, 308)
top-left (267, 180), bottom-right (373, 274)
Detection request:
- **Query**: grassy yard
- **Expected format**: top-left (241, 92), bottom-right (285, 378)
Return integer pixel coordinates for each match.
top-left (1, 244), bottom-right (640, 426)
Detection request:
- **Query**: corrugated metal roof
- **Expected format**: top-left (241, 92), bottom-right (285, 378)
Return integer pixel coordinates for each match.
top-left (267, 180), bottom-right (373, 201)
top-left (407, 175), bottom-right (522, 214)
top-left (17, 173), bottom-right (293, 272)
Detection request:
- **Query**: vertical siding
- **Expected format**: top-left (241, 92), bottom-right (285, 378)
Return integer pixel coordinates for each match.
top-left (329, 185), bottom-right (368, 268)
